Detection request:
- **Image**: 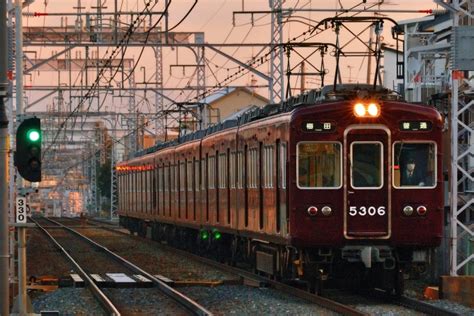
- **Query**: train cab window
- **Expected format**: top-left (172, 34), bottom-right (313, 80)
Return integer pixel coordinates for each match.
top-left (393, 142), bottom-right (436, 188)
top-left (351, 142), bottom-right (383, 189)
top-left (297, 142), bottom-right (342, 189)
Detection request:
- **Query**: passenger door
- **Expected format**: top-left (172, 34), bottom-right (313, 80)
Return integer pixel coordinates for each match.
top-left (344, 127), bottom-right (390, 239)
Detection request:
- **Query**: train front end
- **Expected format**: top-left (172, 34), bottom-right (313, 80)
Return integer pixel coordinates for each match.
top-left (289, 86), bottom-right (444, 292)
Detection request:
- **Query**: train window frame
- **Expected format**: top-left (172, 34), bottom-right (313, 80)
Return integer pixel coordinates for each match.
top-left (230, 151), bottom-right (236, 189)
top-left (350, 141), bottom-right (384, 190)
top-left (219, 153), bottom-right (227, 189)
top-left (237, 151), bottom-right (244, 189)
top-left (187, 160), bottom-right (193, 192)
top-left (247, 148), bottom-right (259, 189)
top-left (180, 161), bottom-right (186, 192)
top-left (263, 145), bottom-right (274, 189)
top-left (296, 141), bottom-right (343, 190)
top-left (280, 142), bottom-right (287, 189)
top-left (194, 158), bottom-right (200, 192)
top-left (208, 155), bottom-right (216, 189)
top-left (392, 141), bottom-right (437, 189)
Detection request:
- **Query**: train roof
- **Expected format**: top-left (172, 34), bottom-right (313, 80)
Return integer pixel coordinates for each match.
top-left (129, 84), bottom-right (405, 160)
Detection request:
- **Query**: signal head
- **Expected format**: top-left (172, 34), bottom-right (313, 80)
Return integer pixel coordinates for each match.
top-left (15, 117), bottom-right (42, 182)
top-left (27, 129), bottom-right (41, 142)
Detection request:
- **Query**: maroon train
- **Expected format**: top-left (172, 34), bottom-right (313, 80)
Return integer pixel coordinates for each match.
top-left (117, 84), bottom-right (443, 293)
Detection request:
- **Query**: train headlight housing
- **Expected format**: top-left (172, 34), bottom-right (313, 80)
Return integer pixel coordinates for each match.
top-left (417, 205), bottom-right (427, 216)
top-left (353, 102), bottom-right (380, 117)
top-left (321, 206), bottom-right (332, 216)
top-left (307, 206), bottom-right (318, 216)
top-left (367, 103), bottom-right (380, 117)
top-left (403, 205), bottom-right (414, 216)
top-left (354, 103), bottom-right (366, 117)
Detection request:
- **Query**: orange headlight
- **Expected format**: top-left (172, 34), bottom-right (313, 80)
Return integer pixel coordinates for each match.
top-left (367, 103), bottom-right (380, 117)
top-left (354, 103), bottom-right (366, 117)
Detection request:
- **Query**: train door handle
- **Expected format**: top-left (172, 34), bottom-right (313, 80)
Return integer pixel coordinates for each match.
top-left (348, 191), bottom-right (355, 194)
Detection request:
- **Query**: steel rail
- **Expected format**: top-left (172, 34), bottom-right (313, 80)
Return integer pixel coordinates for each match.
top-left (81, 219), bottom-right (365, 316)
top-left (394, 294), bottom-right (460, 316)
top-left (46, 217), bottom-right (212, 316)
top-left (30, 217), bottom-right (121, 316)
top-left (156, 243), bottom-right (366, 316)
top-left (365, 288), bottom-right (460, 316)
top-left (88, 220), bottom-right (463, 316)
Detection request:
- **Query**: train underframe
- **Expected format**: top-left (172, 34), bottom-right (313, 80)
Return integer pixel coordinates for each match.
top-left (121, 216), bottom-right (431, 295)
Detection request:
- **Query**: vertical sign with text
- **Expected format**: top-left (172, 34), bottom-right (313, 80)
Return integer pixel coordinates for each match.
top-left (16, 197), bottom-right (27, 223)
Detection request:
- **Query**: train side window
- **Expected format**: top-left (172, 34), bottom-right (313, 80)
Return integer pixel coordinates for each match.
top-left (194, 158), bottom-right (199, 222)
top-left (180, 161), bottom-right (186, 192)
top-left (208, 156), bottom-right (215, 189)
top-left (297, 142), bottom-right (342, 189)
top-left (263, 145), bottom-right (274, 188)
top-left (164, 166), bottom-right (168, 192)
top-left (187, 160), bottom-right (193, 192)
top-left (230, 152), bottom-right (236, 189)
top-left (145, 169), bottom-right (149, 213)
top-left (351, 142), bottom-right (383, 189)
top-left (219, 153), bottom-right (227, 189)
top-left (247, 148), bottom-right (258, 188)
top-left (202, 158), bottom-right (207, 191)
top-left (280, 142), bottom-right (287, 189)
top-left (393, 142), bottom-right (436, 188)
top-left (237, 151), bottom-right (243, 189)
top-left (194, 158), bottom-right (200, 192)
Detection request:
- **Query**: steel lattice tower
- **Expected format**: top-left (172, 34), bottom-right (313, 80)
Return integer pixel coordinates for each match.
top-left (154, 44), bottom-right (164, 138)
top-left (195, 33), bottom-right (206, 127)
top-left (269, 0), bottom-right (284, 103)
top-left (435, 0), bottom-right (474, 275)
top-left (110, 140), bottom-right (117, 219)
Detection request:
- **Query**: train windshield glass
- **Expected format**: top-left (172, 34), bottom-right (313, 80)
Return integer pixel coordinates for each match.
top-left (351, 142), bottom-right (383, 189)
top-left (393, 142), bottom-right (436, 188)
top-left (297, 142), bottom-right (341, 189)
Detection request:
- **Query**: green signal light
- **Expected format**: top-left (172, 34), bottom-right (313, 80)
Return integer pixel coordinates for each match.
top-left (212, 229), bottom-right (221, 240)
top-left (27, 130), bottom-right (41, 142)
top-left (200, 230), bottom-right (209, 240)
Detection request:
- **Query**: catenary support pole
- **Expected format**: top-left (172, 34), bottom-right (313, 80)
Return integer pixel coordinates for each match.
top-left (15, 0), bottom-right (28, 314)
top-left (0, 0), bottom-right (10, 314)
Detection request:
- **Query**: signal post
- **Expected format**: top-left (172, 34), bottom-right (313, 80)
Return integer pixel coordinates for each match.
top-left (0, 0), bottom-right (9, 314)
top-left (11, 117), bottom-right (42, 315)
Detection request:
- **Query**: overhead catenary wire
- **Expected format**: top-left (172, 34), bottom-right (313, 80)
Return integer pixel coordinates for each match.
top-left (47, 0), bottom-right (388, 182)
top-left (43, 0), bottom-right (166, 157)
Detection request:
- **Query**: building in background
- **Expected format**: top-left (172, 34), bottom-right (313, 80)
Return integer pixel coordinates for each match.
top-left (202, 87), bottom-right (269, 124)
top-left (382, 44), bottom-right (403, 93)
top-left (397, 12), bottom-right (452, 104)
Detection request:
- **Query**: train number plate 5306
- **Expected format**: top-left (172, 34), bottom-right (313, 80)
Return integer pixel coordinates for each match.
top-left (349, 206), bottom-right (386, 216)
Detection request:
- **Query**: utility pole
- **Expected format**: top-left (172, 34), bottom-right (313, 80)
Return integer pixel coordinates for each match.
top-left (366, 24), bottom-right (374, 84)
top-left (14, 0), bottom-right (31, 314)
top-left (0, 0), bottom-right (10, 315)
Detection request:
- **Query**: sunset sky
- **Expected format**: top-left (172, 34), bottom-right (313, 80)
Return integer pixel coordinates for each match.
top-left (19, 0), bottom-right (441, 113)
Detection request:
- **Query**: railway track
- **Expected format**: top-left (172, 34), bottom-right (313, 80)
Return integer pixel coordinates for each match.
top-left (45, 217), bottom-right (463, 315)
top-left (49, 217), bottom-right (366, 315)
top-left (81, 217), bottom-right (461, 316)
top-left (31, 217), bottom-right (211, 315)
